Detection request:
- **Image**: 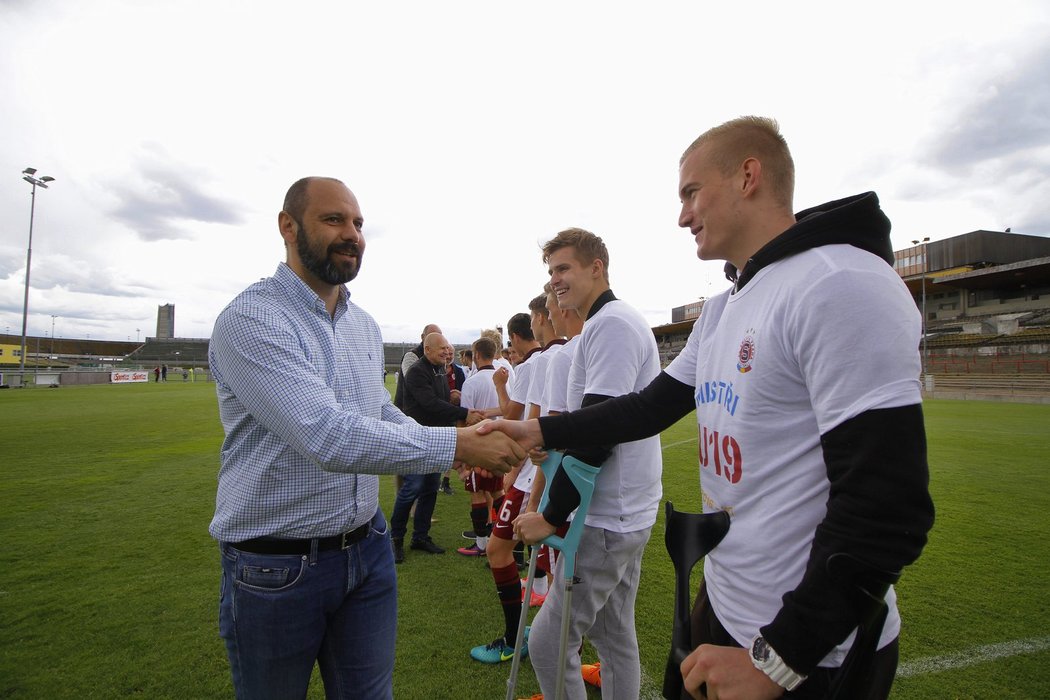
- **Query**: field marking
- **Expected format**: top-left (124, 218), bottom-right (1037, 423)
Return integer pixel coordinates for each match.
top-left (897, 635), bottom-right (1050, 678)
top-left (655, 428), bottom-right (1047, 688)
top-left (644, 636), bottom-right (1050, 696)
top-left (640, 666), bottom-right (664, 700)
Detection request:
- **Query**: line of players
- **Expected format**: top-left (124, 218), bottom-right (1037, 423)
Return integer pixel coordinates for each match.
top-left (427, 227), bottom-right (657, 698)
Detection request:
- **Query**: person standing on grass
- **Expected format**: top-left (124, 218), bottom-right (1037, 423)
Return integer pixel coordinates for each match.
top-left (488, 117), bottom-right (935, 699)
top-left (512, 228), bottom-right (663, 700)
top-left (440, 339), bottom-right (467, 496)
top-left (393, 323), bottom-right (441, 410)
top-left (468, 311), bottom-right (543, 665)
top-left (455, 336), bottom-right (507, 557)
top-left (207, 176), bottom-right (525, 700)
top-left (391, 331), bottom-right (485, 562)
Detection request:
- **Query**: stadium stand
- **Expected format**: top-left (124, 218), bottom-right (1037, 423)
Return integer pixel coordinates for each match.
top-left (123, 338), bottom-right (210, 367)
top-left (4, 229), bottom-right (1048, 400)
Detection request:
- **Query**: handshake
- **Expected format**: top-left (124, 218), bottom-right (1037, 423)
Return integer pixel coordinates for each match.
top-left (453, 418), bottom-right (544, 476)
top-left (463, 409), bottom-right (487, 426)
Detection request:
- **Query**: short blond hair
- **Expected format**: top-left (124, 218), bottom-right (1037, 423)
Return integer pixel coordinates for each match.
top-left (681, 116), bottom-right (794, 208)
top-left (541, 227), bottom-right (610, 282)
top-left (472, 337), bottom-right (497, 361)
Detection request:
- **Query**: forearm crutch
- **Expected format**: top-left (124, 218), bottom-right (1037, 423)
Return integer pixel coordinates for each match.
top-left (824, 553), bottom-right (900, 700)
top-left (506, 450), bottom-right (599, 700)
top-left (662, 501), bottom-right (731, 700)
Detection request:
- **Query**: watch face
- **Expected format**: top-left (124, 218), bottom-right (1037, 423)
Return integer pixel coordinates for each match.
top-left (752, 637), bottom-right (771, 663)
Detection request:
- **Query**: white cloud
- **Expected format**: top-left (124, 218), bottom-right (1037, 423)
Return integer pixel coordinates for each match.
top-left (1, 0), bottom-right (1048, 343)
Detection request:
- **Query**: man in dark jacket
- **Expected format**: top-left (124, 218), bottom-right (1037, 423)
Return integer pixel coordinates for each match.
top-left (393, 323), bottom-right (441, 409)
top-left (494, 116), bottom-right (934, 700)
top-left (391, 332), bottom-right (483, 562)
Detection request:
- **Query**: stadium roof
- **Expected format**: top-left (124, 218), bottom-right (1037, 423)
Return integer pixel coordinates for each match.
top-left (932, 256), bottom-right (1050, 290)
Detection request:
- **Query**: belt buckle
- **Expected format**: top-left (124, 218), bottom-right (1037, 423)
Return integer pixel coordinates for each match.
top-left (342, 524), bottom-right (367, 554)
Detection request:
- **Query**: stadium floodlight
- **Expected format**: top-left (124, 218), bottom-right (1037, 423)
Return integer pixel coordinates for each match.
top-left (912, 237), bottom-right (931, 379)
top-left (19, 167), bottom-right (56, 378)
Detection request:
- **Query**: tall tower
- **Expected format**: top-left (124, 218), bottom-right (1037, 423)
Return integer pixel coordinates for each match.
top-left (157, 304), bottom-right (175, 339)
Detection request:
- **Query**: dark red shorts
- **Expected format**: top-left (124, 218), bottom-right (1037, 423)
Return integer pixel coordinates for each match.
top-left (491, 486), bottom-right (529, 541)
top-left (464, 470), bottom-right (502, 494)
top-left (536, 523), bottom-right (569, 571)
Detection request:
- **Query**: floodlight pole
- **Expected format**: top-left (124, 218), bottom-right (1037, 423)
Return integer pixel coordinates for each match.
top-left (50, 315), bottom-right (57, 365)
top-left (912, 237), bottom-right (930, 378)
top-left (18, 168), bottom-right (55, 379)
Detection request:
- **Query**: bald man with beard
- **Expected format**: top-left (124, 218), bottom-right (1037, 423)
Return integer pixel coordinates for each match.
top-left (209, 177), bottom-right (524, 699)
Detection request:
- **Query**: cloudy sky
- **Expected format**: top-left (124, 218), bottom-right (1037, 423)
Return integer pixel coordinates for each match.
top-left (1, 0), bottom-right (1048, 345)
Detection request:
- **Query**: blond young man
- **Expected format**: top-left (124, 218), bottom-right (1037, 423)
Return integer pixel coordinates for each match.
top-left (512, 228), bottom-right (663, 699)
top-left (485, 117), bottom-right (934, 699)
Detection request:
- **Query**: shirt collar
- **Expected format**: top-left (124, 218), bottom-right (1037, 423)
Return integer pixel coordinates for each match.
top-left (274, 262), bottom-right (350, 318)
top-left (587, 288), bottom-right (617, 320)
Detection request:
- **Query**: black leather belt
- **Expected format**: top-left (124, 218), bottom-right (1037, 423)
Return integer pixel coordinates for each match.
top-left (232, 522), bottom-right (370, 555)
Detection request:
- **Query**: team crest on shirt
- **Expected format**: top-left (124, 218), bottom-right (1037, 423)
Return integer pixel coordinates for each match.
top-left (737, 331), bottom-right (756, 373)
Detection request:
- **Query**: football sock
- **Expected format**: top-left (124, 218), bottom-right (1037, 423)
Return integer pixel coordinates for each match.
top-left (493, 562), bottom-right (523, 643)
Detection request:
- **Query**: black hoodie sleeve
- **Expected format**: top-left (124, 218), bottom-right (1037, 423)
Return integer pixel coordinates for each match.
top-left (537, 372), bottom-right (696, 525)
top-left (760, 403), bottom-right (935, 675)
top-left (538, 371), bottom-right (696, 447)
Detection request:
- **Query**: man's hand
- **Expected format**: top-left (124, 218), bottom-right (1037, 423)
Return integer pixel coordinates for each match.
top-left (465, 409), bottom-right (485, 426)
top-left (454, 422), bottom-right (526, 475)
top-left (680, 645), bottom-right (783, 700)
top-left (528, 446), bottom-right (548, 464)
top-left (475, 418), bottom-right (544, 453)
top-left (512, 511), bottom-right (556, 545)
top-left (493, 366), bottom-right (510, 388)
top-left (450, 389), bottom-right (462, 405)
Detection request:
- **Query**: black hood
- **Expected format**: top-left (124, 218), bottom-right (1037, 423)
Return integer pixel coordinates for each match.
top-left (726, 192), bottom-right (894, 289)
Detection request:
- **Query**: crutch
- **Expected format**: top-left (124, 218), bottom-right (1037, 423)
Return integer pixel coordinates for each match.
top-left (661, 501), bottom-right (731, 700)
top-left (661, 513), bottom-right (898, 700)
top-left (824, 553), bottom-right (900, 700)
top-left (506, 450), bottom-right (600, 700)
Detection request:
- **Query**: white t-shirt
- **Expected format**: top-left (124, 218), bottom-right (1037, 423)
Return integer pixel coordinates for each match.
top-left (527, 344), bottom-right (564, 416)
top-left (459, 367), bottom-right (499, 414)
top-left (665, 244), bottom-right (922, 666)
top-left (509, 352), bottom-right (540, 492)
top-left (545, 335), bottom-right (580, 415)
top-left (494, 356), bottom-right (515, 380)
top-left (567, 299), bottom-right (662, 533)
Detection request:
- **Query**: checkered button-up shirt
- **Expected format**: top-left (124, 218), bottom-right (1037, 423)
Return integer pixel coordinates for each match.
top-left (208, 263), bottom-right (456, 542)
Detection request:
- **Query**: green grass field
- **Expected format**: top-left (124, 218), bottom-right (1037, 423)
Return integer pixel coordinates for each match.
top-left (1, 380), bottom-right (1049, 698)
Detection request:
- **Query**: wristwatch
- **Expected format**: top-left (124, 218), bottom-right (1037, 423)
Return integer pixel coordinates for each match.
top-left (749, 635), bottom-right (807, 691)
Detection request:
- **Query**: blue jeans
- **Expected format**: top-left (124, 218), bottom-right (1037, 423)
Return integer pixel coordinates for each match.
top-left (389, 472), bottom-right (440, 542)
top-left (218, 510), bottom-right (397, 700)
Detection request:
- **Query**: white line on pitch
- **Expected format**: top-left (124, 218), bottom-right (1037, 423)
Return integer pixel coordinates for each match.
top-left (662, 438), bottom-right (695, 451)
top-left (640, 666), bottom-right (664, 700)
top-left (897, 635), bottom-right (1050, 678)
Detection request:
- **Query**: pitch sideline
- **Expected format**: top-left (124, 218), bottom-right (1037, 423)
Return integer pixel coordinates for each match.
top-left (896, 635), bottom-right (1050, 678)
top-left (654, 436), bottom-right (1049, 688)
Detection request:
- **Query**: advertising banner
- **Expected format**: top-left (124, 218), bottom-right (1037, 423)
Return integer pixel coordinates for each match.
top-left (111, 371), bottom-right (149, 384)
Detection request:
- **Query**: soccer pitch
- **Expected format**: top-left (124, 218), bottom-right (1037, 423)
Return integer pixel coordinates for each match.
top-left (1, 381), bottom-right (1048, 698)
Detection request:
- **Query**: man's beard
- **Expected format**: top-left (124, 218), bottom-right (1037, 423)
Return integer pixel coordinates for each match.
top-left (296, 222), bottom-right (362, 285)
